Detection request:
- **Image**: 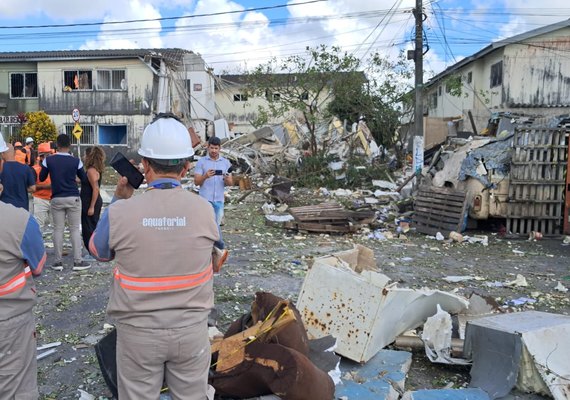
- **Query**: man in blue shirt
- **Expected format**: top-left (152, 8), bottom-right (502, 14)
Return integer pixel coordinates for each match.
top-left (194, 136), bottom-right (232, 252)
top-left (40, 134), bottom-right (90, 271)
top-left (0, 144), bottom-right (36, 210)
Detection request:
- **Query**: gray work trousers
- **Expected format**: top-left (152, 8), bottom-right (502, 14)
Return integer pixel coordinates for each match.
top-left (50, 196), bottom-right (82, 263)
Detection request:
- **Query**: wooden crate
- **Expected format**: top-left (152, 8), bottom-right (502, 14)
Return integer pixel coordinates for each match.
top-left (412, 186), bottom-right (468, 236)
top-left (507, 127), bottom-right (568, 236)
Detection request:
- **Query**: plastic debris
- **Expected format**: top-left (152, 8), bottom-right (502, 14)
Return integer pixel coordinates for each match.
top-left (505, 297), bottom-right (537, 307)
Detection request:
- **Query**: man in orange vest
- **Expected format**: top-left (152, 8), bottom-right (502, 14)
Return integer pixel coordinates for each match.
top-left (90, 114), bottom-right (219, 399)
top-left (32, 143), bottom-right (53, 232)
top-left (13, 141), bottom-right (28, 165)
top-left (0, 133), bottom-right (46, 399)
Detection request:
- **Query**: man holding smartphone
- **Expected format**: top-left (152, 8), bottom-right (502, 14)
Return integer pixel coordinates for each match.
top-left (194, 136), bottom-right (232, 256)
top-left (89, 114), bottom-right (219, 399)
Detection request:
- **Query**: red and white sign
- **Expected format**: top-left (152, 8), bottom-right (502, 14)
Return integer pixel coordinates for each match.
top-left (72, 108), bottom-right (80, 122)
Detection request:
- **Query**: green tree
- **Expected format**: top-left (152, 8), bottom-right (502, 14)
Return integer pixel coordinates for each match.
top-left (20, 111), bottom-right (58, 143)
top-left (244, 45), bottom-right (362, 154)
top-left (326, 51), bottom-right (414, 148)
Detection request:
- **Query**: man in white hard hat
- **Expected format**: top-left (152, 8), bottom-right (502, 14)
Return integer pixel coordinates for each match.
top-left (89, 113), bottom-right (219, 400)
top-left (0, 133), bottom-right (46, 399)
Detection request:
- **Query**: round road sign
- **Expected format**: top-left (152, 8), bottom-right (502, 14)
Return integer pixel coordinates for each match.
top-left (72, 108), bottom-right (80, 122)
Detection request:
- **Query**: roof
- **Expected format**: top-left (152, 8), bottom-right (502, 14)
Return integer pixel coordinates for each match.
top-left (427, 18), bottom-right (570, 86)
top-left (0, 48), bottom-right (193, 63)
top-left (218, 71), bottom-right (368, 87)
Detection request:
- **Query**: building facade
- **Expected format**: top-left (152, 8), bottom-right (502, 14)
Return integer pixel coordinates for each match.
top-left (425, 19), bottom-right (570, 133)
top-left (0, 49), bottom-right (214, 158)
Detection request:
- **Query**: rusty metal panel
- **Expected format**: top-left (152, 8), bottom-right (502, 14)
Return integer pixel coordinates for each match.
top-left (296, 246), bottom-right (468, 363)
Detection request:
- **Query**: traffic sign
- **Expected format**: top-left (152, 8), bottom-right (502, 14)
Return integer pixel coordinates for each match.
top-left (72, 123), bottom-right (83, 140)
top-left (72, 108), bottom-right (80, 122)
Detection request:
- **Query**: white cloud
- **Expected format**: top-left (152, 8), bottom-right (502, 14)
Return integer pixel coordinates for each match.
top-left (0, 0), bottom-right (566, 76)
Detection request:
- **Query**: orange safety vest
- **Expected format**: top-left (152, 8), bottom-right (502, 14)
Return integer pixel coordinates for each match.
top-left (0, 267), bottom-right (31, 297)
top-left (14, 149), bottom-right (27, 164)
top-left (113, 264), bottom-right (213, 292)
top-left (32, 164), bottom-right (52, 200)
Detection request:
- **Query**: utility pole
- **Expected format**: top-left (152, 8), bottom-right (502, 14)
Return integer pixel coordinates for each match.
top-left (413, 0), bottom-right (424, 175)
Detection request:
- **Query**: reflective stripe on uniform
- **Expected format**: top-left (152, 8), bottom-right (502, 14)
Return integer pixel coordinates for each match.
top-left (0, 267), bottom-right (32, 296)
top-left (113, 265), bottom-right (213, 292)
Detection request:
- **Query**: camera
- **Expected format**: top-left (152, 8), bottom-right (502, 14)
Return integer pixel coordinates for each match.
top-left (214, 170), bottom-right (223, 175)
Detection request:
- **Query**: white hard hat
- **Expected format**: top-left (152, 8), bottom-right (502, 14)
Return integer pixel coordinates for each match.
top-left (25, 137), bottom-right (34, 144)
top-left (0, 134), bottom-right (7, 152)
top-left (138, 115), bottom-right (194, 160)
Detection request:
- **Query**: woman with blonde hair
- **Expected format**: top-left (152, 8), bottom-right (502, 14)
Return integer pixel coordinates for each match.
top-left (81, 146), bottom-right (105, 254)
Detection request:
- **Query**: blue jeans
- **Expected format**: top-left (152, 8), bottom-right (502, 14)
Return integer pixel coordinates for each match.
top-left (210, 201), bottom-right (224, 249)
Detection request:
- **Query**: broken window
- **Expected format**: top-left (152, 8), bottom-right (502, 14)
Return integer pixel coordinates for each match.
top-left (10, 72), bottom-right (38, 98)
top-left (490, 61), bottom-right (502, 88)
top-left (64, 70), bottom-right (93, 90)
top-left (233, 93), bottom-right (248, 102)
top-left (96, 70), bottom-right (126, 90)
top-left (467, 71), bottom-right (472, 84)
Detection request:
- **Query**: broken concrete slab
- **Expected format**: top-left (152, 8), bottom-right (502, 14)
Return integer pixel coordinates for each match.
top-left (336, 349), bottom-right (412, 400)
top-left (401, 388), bottom-right (490, 400)
top-left (464, 311), bottom-right (570, 400)
top-left (297, 245), bottom-right (469, 362)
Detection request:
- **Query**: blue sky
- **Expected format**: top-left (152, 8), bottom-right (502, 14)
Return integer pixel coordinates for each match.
top-left (0, 0), bottom-right (567, 77)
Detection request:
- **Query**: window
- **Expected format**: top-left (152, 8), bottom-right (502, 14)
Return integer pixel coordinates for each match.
top-left (272, 93), bottom-right (281, 101)
top-left (66, 124), bottom-right (95, 144)
top-left (233, 93), bottom-right (248, 101)
top-left (445, 84), bottom-right (451, 93)
top-left (490, 61), bottom-right (503, 88)
top-left (438, 86), bottom-right (442, 96)
top-left (10, 72), bottom-right (37, 98)
top-left (300, 92), bottom-right (309, 101)
top-left (98, 125), bottom-right (127, 145)
top-left (430, 92), bottom-right (438, 109)
top-left (96, 70), bottom-right (126, 90)
top-left (64, 70), bottom-right (92, 90)
top-left (467, 71), bottom-right (472, 84)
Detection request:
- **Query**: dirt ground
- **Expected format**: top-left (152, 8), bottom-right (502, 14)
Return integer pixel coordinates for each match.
top-left (34, 186), bottom-right (570, 399)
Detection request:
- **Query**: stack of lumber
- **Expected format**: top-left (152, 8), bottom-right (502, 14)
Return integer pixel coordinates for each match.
top-left (283, 201), bottom-right (375, 233)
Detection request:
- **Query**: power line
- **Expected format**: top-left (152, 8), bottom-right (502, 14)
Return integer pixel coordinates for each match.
top-left (0, 0), bottom-right (328, 30)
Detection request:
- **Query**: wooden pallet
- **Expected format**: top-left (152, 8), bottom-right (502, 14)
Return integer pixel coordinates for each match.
top-left (412, 186), bottom-right (468, 236)
top-left (507, 127), bottom-right (568, 236)
top-left (284, 202), bottom-right (375, 233)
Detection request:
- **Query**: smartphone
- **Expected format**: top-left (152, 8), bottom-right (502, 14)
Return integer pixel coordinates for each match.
top-left (214, 169), bottom-right (223, 175)
top-left (109, 152), bottom-right (144, 189)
